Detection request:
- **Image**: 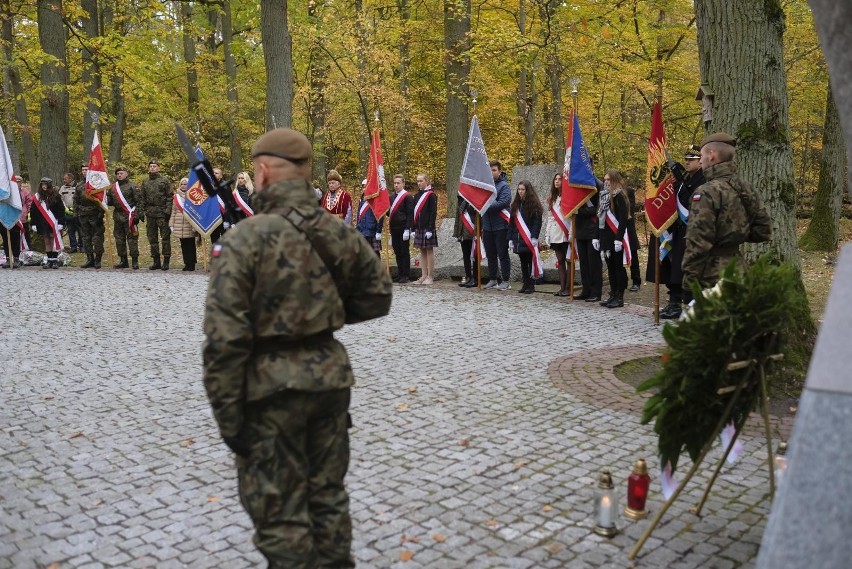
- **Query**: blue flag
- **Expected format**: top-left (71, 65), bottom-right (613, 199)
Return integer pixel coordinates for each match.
top-left (561, 110), bottom-right (598, 216)
top-left (181, 145), bottom-right (222, 236)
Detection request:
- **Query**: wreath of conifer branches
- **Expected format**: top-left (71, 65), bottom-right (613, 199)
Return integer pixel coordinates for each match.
top-left (637, 257), bottom-right (811, 472)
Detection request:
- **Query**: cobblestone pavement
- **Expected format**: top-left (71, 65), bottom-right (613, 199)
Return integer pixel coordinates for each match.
top-left (1, 269), bottom-right (775, 568)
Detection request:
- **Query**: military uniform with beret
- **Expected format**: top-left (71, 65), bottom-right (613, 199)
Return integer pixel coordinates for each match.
top-left (140, 160), bottom-right (173, 269)
top-left (682, 132), bottom-right (772, 289)
top-left (202, 128), bottom-right (392, 569)
top-left (107, 165), bottom-right (142, 269)
top-left (74, 168), bottom-right (106, 268)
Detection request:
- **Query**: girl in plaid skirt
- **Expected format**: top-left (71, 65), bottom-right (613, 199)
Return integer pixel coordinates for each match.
top-left (412, 173), bottom-right (437, 284)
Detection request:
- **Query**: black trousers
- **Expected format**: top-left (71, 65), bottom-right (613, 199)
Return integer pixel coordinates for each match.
top-left (2, 225), bottom-right (21, 261)
top-left (390, 226), bottom-right (410, 278)
top-left (180, 237), bottom-right (197, 268)
top-left (518, 251), bottom-right (532, 287)
top-left (605, 251), bottom-right (628, 294)
top-left (576, 238), bottom-right (602, 297)
top-left (459, 239), bottom-right (476, 280)
top-left (482, 228), bottom-right (510, 281)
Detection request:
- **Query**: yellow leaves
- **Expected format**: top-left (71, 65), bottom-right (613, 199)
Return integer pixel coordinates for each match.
top-left (181, 438), bottom-right (194, 448)
top-left (400, 534), bottom-right (420, 545)
top-left (543, 504), bottom-right (553, 513)
top-left (396, 403), bottom-right (409, 412)
top-left (484, 518), bottom-right (499, 528)
top-left (408, 386), bottom-right (417, 394)
top-left (432, 533), bottom-right (447, 543)
top-left (207, 496), bottom-right (220, 503)
top-left (399, 550), bottom-right (414, 562)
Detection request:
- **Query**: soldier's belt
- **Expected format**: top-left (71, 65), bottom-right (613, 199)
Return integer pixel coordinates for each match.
top-left (709, 245), bottom-right (740, 256)
top-left (252, 330), bottom-right (334, 355)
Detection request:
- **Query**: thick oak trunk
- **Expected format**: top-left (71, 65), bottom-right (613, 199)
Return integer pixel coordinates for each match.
top-left (181, 2), bottom-right (199, 123)
top-left (397, 0), bottom-right (411, 177)
top-left (222, 0), bottom-right (241, 174)
top-left (1, 8), bottom-right (35, 176)
top-left (444, 0), bottom-right (470, 218)
top-left (307, 0), bottom-right (327, 182)
top-left (801, 86), bottom-right (847, 251)
top-left (37, 0), bottom-right (68, 184)
top-left (81, 0), bottom-right (100, 160)
top-left (261, 0), bottom-right (294, 129)
top-left (695, 0), bottom-right (799, 267)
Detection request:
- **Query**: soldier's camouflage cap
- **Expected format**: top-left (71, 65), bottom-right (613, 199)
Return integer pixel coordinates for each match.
top-left (251, 128), bottom-right (312, 164)
top-left (700, 132), bottom-right (737, 147)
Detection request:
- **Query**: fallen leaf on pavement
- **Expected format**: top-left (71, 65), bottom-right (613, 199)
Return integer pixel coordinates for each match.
top-left (545, 542), bottom-right (566, 554)
top-left (68, 432), bottom-right (84, 439)
top-left (432, 533), bottom-right (447, 543)
top-left (92, 499), bottom-right (103, 508)
top-left (459, 438), bottom-right (470, 447)
top-left (40, 396), bottom-right (54, 400)
top-left (207, 496), bottom-right (220, 503)
top-left (543, 504), bottom-right (553, 512)
top-left (396, 403), bottom-right (409, 411)
top-left (181, 438), bottom-right (194, 448)
top-left (513, 459), bottom-right (530, 468)
top-left (399, 550), bottom-right (414, 562)
top-left (408, 386), bottom-right (417, 393)
top-left (400, 534), bottom-right (420, 544)
top-left (484, 519), bottom-right (499, 528)
top-left (46, 563), bottom-right (61, 569)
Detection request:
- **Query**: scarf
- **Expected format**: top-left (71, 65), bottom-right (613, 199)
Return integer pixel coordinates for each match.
top-left (597, 185), bottom-right (611, 229)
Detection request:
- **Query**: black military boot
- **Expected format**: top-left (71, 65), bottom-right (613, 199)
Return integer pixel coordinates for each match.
top-left (600, 293), bottom-right (614, 306)
top-left (93, 254), bottom-right (102, 269)
top-left (149, 255), bottom-right (161, 270)
top-left (131, 256), bottom-right (139, 270)
top-left (161, 256), bottom-right (170, 271)
top-left (114, 256), bottom-right (129, 269)
top-left (606, 290), bottom-right (625, 308)
top-left (660, 302), bottom-right (682, 320)
top-left (81, 254), bottom-right (95, 269)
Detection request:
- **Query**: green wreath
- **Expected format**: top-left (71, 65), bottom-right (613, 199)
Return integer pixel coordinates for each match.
top-left (637, 256), bottom-right (812, 472)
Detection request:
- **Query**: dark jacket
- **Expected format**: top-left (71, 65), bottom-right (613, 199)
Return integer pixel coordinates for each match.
top-left (107, 179), bottom-right (142, 223)
top-left (31, 189), bottom-right (66, 235)
top-left (453, 196), bottom-right (476, 241)
top-left (598, 190), bottom-right (630, 251)
top-left (355, 198), bottom-right (383, 237)
top-left (481, 172), bottom-right (511, 232)
top-left (575, 190), bottom-right (600, 240)
top-left (411, 189), bottom-right (437, 231)
top-left (507, 205), bottom-right (542, 254)
top-left (388, 190), bottom-right (414, 232)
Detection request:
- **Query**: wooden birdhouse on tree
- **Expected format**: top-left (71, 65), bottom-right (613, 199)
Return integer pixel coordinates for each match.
top-left (695, 84), bottom-right (714, 127)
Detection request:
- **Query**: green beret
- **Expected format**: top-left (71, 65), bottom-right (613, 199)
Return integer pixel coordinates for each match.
top-left (700, 132), bottom-right (737, 147)
top-left (251, 128), bottom-right (312, 163)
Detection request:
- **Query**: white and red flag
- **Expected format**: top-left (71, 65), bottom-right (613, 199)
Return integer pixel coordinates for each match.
top-left (0, 124), bottom-right (22, 230)
top-left (85, 131), bottom-right (110, 211)
top-left (458, 115), bottom-right (497, 214)
top-left (364, 129), bottom-right (390, 218)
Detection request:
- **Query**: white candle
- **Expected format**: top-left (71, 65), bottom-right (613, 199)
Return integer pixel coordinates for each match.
top-left (599, 495), bottom-right (613, 528)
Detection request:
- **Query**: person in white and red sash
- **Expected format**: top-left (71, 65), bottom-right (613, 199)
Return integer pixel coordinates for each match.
top-left (31, 178), bottom-right (66, 269)
top-left (452, 194), bottom-right (480, 288)
top-left (412, 173), bottom-right (438, 285)
top-left (594, 169), bottom-right (631, 308)
top-left (107, 164), bottom-right (143, 269)
top-left (387, 174), bottom-right (413, 283)
top-left (482, 160), bottom-right (512, 290)
top-left (544, 172), bottom-right (571, 296)
top-left (232, 171), bottom-right (255, 223)
top-left (355, 178), bottom-right (384, 257)
top-left (169, 177), bottom-right (199, 271)
top-left (507, 180), bottom-right (544, 294)
top-left (322, 169), bottom-right (353, 224)
top-left (1, 177), bottom-right (30, 269)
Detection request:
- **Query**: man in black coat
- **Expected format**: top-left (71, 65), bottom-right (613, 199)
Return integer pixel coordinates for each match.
top-left (387, 174), bottom-right (414, 283)
top-left (646, 145), bottom-right (706, 319)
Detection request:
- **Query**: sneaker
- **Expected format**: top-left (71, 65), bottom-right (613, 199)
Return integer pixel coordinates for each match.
top-left (496, 281), bottom-right (510, 290)
top-left (483, 280), bottom-right (498, 289)
top-left (421, 277), bottom-right (433, 285)
top-left (629, 283), bottom-right (641, 292)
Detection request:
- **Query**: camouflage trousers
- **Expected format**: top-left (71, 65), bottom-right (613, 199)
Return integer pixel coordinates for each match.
top-left (113, 218), bottom-right (139, 258)
top-left (236, 389), bottom-right (354, 569)
top-left (79, 214), bottom-right (105, 256)
top-left (146, 215), bottom-right (171, 258)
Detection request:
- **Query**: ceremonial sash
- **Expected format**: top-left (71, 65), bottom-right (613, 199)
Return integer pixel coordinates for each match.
top-left (389, 192), bottom-right (407, 219)
top-left (605, 210), bottom-right (633, 267)
top-left (677, 195), bottom-right (690, 224)
top-left (233, 189), bottom-right (253, 217)
top-left (32, 193), bottom-right (62, 251)
top-left (216, 195), bottom-right (226, 213)
top-left (513, 213), bottom-right (544, 278)
top-left (173, 193), bottom-right (185, 214)
top-left (15, 220), bottom-right (28, 252)
top-left (461, 211), bottom-right (475, 235)
top-left (499, 208), bottom-right (511, 224)
top-left (358, 200), bottom-right (370, 221)
top-left (659, 229), bottom-right (673, 262)
top-left (413, 189), bottom-right (434, 224)
top-left (112, 182), bottom-right (138, 235)
top-left (549, 204), bottom-right (578, 260)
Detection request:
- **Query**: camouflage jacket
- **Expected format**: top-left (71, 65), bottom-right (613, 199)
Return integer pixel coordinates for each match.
top-left (202, 178), bottom-right (393, 437)
top-left (107, 179), bottom-right (142, 222)
top-left (140, 173), bottom-right (173, 218)
top-left (682, 161), bottom-right (771, 288)
top-left (74, 181), bottom-right (104, 218)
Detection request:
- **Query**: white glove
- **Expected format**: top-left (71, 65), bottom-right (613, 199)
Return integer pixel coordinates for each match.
top-left (592, 239), bottom-right (600, 251)
top-left (56, 224), bottom-right (64, 231)
top-left (169, 226), bottom-right (174, 232)
top-left (389, 237), bottom-right (393, 247)
top-left (402, 230), bottom-right (410, 241)
top-left (614, 240), bottom-right (623, 253)
top-left (223, 222), bottom-right (231, 229)
top-left (508, 240), bottom-right (514, 250)
top-left (31, 225), bottom-right (37, 232)
top-left (532, 238), bottom-right (539, 248)
top-left (375, 233), bottom-right (382, 241)
top-left (425, 231), bottom-right (433, 239)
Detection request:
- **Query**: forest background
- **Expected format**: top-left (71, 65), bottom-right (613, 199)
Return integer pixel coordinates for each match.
top-left (2, 1), bottom-right (845, 241)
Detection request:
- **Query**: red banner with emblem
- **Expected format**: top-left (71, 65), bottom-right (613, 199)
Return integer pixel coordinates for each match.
top-left (643, 102), bottom-right (676, 236)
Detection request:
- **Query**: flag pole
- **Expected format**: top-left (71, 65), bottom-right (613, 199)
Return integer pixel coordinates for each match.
top-left (105, 208), bottom-right (116, 268)
top-left (654, 236), bottom-right (661, 325)
top-left (475, 212), bottom-right (482, 290)
top-left (5, 226), bottom-right (12, 269)
top-left (383, 217), bottom-right (390, 274)
top-left (203, 237), bottom-right (209, 272)
top-left (569, 78), bottom-right (581, 301)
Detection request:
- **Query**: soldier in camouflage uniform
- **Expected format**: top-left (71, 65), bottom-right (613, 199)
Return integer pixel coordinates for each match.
top-left (75, 165), bottom-right (106, 269)
top-left (107, 164), bottom-right (142, 269)
top-left (140, 160), bottom-right (173, 270)
top-left (682, 132), bottom-right (772, 289)
top-left (202, 128), bottom-right (392, 569)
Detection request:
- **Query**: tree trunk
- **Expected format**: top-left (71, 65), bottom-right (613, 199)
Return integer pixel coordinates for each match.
top-left (397, 0), bottom-right (411, 178)
top-left (222, 0), bottom-right (241, 174)
top-left (695, 0), bottom-right (799, 267)
top-left (800, 86), bottom-right (847, 251)
top-left (444, 0), bottom-right (470, 218)
top-left (354, 0), bottom-right (371, 172)
top-left (808, 0), bottom-right (852, 199)
top-left (81, 0), bottom-right (100, 160)
top-left (261, 0), bottom-right (293, 129)
top-left (181, 2), bottom-right (199, 124)
top-left (308, 0), bottom-right (327, 182)
top-left (539, 0), bottom-right (564, 163)
top-left (517, 0), bottom-right (534, 166)
top-left (103, 2), bottom-right (125, 164)
top-left (37, 0), bottom-right (68, 185)
top-left (1, 7), bottom-right (35, 176)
